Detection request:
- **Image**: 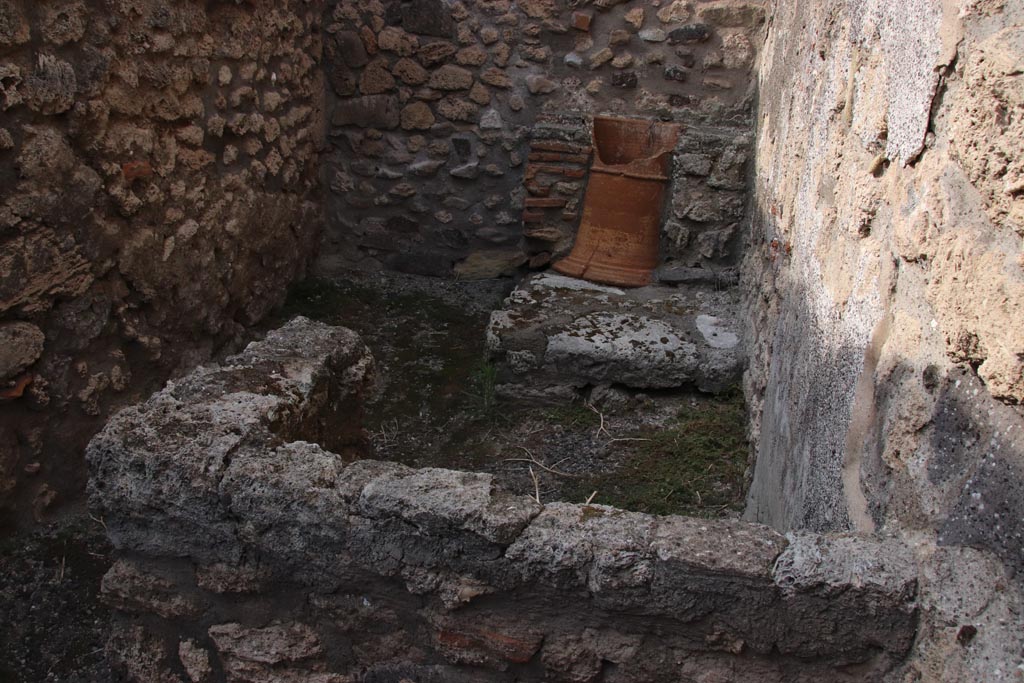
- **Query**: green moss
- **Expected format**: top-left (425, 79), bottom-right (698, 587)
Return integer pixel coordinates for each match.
top-left (469, 359), bottom-right (499, 412)
top-left (565, 389), bottom-right (749, 517)
top-left (540, 403), bottom-right (601, 428)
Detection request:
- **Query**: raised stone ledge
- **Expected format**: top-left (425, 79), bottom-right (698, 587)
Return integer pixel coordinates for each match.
top-left (487, 273), bottom-right (744, 395)
top-left (88, 318), bottom-right (918, 682)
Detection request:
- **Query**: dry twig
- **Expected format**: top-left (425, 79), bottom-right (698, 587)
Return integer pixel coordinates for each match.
top-left (504, 446), bottom-right (577, 478)
top-left (586, 402), bottom-right (612, 439)
top-left (55, 554), bottom-right (66, 584)
top-left (528, 466), bottom-right (541, 505)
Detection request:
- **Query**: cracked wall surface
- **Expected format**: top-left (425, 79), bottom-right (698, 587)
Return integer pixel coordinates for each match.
top-left (743, 0), bottom-right (1024, 678)
top-left (0, 0), bottom-right (326, 526)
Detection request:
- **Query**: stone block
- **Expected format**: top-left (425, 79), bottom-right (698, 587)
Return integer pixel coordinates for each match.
top-left (668, 24), bottom-right (712, 45)
top-left (486, 273), bottom-right (743, 393)
top-left (401, 0), bottom-right (455, 38)
top-left (359, 467), bottom-right (541, 545)
top-left (453, 249), bottom-right (528, 280)
top-left (100, 559), bottom-right (204, 619)
top-left (331, 95), bottom-right (401, 129)
top-left (0, 322), bottom-right (44, 380)
top-left (87, 318), bottom-right (375, 563)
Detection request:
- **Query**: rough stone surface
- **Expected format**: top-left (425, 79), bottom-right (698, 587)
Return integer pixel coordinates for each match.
top-left (487, 273), bottom-right (743, 393)
top-left (0, 321), bottom-right (44, 380)
top-left (321, 0), bottom-right (765, 276)
top-left (91, 319), bottom-right (920, 683)
top-left (87, 317), bottom-right (376, 564)
top-left (743, 0), bottom-right (1024, 677)
top-left (359, 467), bottom-right (541, 545)
top-left (0, 0), bottom-right (326, 526)
top-left (100, 559), bottom-right (204, 620)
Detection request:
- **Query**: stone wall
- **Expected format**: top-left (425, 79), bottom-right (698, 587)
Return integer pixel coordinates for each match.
top-left (0, 0), bottom-right (325, 525)
top-left (88, 317), bottom-right (920, 683)
top-left (742, 0), bottom-right (1024, 678)
top-left (318, 0), bottom-right (765, 279)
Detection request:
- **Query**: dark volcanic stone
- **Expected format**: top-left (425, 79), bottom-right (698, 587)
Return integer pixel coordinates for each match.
top-left (612, 72), bottom-right (639, 89)
top-left (331, 30), bottom-right (369, 68)
top-left (387, 216), bottom-right (419, 233)
top-left (668, 24), bottom-right (712, 45)
top-left (331, 95), bottom-right (401, 129)
top-left (327, 62), bottom-right (357, 97)
top-left (400, 0), bottom-right (454, 38)
top-left (664, 66), bottom-right (688, 82)
top-left (451, 133), bottom-right (474, 159)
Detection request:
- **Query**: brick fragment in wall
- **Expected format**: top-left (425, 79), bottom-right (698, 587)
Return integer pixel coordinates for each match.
top-left (417, 41), bottom-right (458, 67)
top-left (528, 152), bottom-right (590, 164)
top-left (526, 182), bottom-right (552, 197)
top-left (526, 165), bottom-right (586, 179)
top-left (524, 197), bottom-right (567, 209)
top-left (531, 140), bottom-right (593, 155)
top-left (571, 12), bottom-right (593, 32)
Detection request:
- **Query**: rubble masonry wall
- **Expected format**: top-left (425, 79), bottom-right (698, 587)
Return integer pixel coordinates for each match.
top-left (0, 0), bottom-right (326, 524)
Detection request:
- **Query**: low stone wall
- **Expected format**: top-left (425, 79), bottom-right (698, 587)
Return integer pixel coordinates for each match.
top-left (89, 318), bottom-right (919, 683)
top-left (0, 0), bottom-right (326, 525)
top-left (319, 0), bottom-right (764, 278)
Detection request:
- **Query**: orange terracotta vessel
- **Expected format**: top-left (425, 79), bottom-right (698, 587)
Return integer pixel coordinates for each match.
top-left (553, 116), bottom-right (682, 287)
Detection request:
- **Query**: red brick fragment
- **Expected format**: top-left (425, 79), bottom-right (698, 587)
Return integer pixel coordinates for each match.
top-left (525, 197), bottom-right (567, 209)
top-left (122, 161), bottom-right (153, 182)
top-left (526, 181), bottom-right (552, 197)
top-left (436, 627), bottom-right (542, 665)
top-left (528, 152), bottom-right (591, 165)
top-left (571, 12), bottom-right (593, 32)
top-left (531, 140), bottom-right (593, 155)
top-left (523, 210), bottom-right (546, 223)
top-left (0, 374), bottom-right (32, 401)
top-left (360, 26), bottom-right (378, 54)
top-left (532, 164), bottom-right (586, 178)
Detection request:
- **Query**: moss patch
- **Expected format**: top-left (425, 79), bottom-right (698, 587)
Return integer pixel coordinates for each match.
top-left (564, 390), bottom-right (748, 517)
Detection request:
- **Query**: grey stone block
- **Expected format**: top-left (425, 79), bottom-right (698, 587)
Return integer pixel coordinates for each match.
top-left (486, 273), bottom-right (744, 393)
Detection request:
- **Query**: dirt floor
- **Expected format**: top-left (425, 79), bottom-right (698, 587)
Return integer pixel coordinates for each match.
top-left (275, 272), bottom-right (750, 518)
top-left (0, 270), bottom-right (750, 682)
top-left (0, 515), bottom-right (117, 683)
